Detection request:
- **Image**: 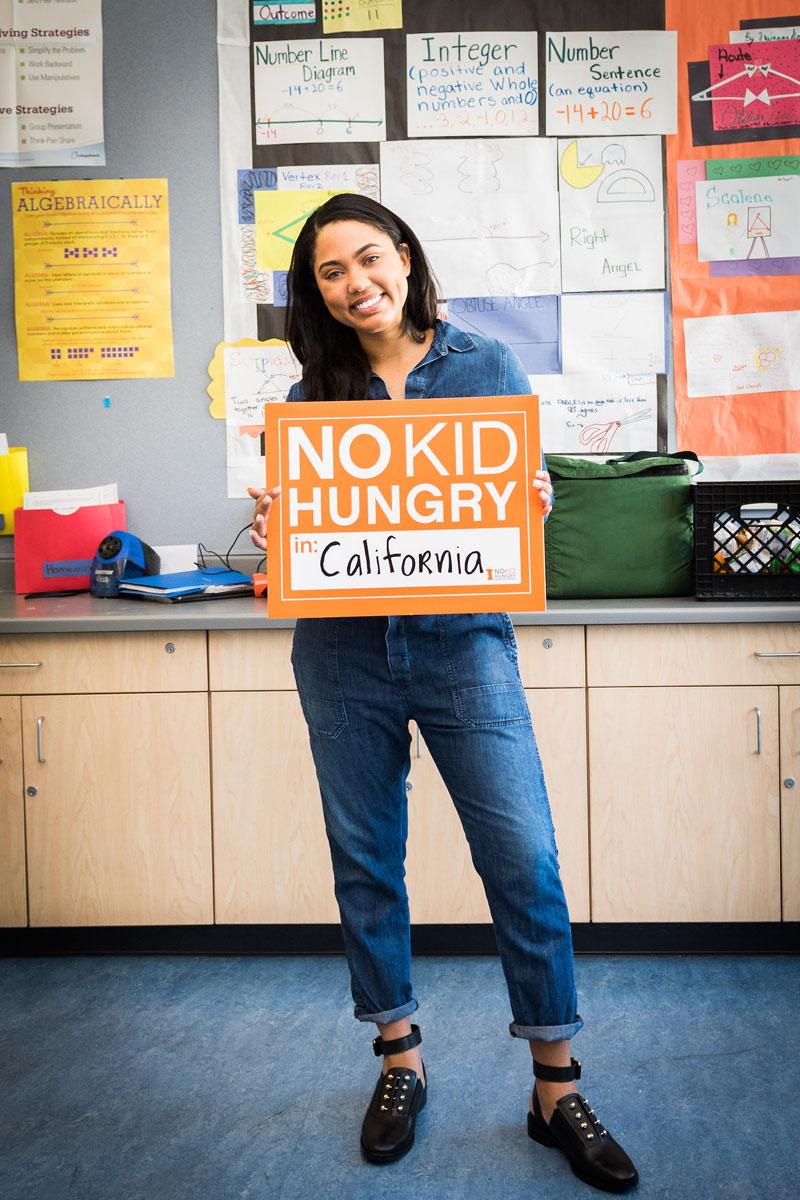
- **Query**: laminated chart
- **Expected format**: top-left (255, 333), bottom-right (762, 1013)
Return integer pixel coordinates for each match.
top-left (253, 37), bottom-right (386, 145)
top-left (0, 0), bottom-right (105, 167)
top-left (406, 31), bottom-right (538, 137)
top-left (12, 178), bottom-right (173, 381)
top-left (380, 138), bottom-right (560, 297)
top-left (558, 136), bottom-right (665, 291)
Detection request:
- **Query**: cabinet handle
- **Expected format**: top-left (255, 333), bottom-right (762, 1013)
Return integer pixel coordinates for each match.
top-left (755, 707), bottom-right (762, 756)
top-left (754, 651), bottom-right (800, 658)
top-left (36, 716), bottom-right (46, 764)
top-left (0, 661), bottom-right (43, 669)
top-left (415, 727), bottom-right (421, 758)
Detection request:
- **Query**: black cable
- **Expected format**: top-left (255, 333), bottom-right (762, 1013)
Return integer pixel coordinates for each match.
top-left (196, 523), bottom-right (253, 571)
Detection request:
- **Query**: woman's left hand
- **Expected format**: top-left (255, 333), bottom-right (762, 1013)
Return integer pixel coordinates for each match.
top-left (532, 469), bottom-right (553, 518)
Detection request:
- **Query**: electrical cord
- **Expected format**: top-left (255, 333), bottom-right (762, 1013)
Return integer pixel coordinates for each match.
top-left (196, 523), bottom-right (256, 571)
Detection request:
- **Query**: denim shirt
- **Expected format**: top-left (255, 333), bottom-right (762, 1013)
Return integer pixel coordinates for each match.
top-left (285, 319), bottom-right (550, 498)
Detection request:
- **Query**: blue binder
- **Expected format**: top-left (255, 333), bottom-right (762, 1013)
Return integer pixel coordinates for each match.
top-left (117, 567), bottom-right (253, 602)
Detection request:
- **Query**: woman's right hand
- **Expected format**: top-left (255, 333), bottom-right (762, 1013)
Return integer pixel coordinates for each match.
top-left (247, 485), bottom-right (281, 552)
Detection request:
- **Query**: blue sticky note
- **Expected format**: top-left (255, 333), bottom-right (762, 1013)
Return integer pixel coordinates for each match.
top-left (446, 295), bottom-right (561, 374)
top-left (237, 167), bottom-right (278, 224)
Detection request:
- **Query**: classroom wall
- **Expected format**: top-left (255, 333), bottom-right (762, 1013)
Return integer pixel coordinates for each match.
top-left (0, 0), bottom-right (675, 563)
top-left (0, 0), bottom-right (242, 561)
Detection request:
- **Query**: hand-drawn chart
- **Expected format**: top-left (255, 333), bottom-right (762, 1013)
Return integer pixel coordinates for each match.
top-left (236, 163), bottom-right (379, 302)
top-left (531, 373), bottom-right (659, 453)
top-left (406, 31), bottom-right (538, 137)
top-left (683, 309), bottom-right (800, 398)
top-left (691, 39), bottom-right (800, 132)
top-left (558, 136), bottom-right (665, 292)
top-left (694, 174), bottom-right (800, 262)
top-left (253, 38), bottom-right (386, 145)
top-left (380, 138), bottom-right (560, 296)
top-left (561, 292), bottom-right (666, 374)
top-left (443, 294), bottom-right (560, 373)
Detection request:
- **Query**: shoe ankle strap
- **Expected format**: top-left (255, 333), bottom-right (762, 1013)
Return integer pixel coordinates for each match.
top-left (373, 1023), bottom-right (422, 1057)
top-left (533, 1056), bottom-right (581, 1082)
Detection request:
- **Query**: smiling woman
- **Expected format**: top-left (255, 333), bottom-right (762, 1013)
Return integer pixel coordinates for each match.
top-left (246, 194), bottom-right (637, 1192)
top-left (284, 193), bottom-right (437, 403)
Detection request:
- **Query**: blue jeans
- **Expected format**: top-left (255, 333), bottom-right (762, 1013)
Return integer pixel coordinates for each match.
top-left (291, 612), bottom-right (583, 1043)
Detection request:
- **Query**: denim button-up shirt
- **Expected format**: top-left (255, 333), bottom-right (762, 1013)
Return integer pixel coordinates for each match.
top-left (285, 318), bottom-right (550, 498)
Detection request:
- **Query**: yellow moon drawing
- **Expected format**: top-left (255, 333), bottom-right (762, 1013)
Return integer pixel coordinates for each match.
top-left (559, 140), bottom-right (604, 189)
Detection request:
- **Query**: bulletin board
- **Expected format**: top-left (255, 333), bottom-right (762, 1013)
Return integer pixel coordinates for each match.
top-left (665, 0), bottom-right (800, 455)
top-left (217, 0), bottom-right (673, 495)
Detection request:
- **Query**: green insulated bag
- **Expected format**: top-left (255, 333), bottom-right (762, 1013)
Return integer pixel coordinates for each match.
top-left (543, 452), bottom-right (701, 599)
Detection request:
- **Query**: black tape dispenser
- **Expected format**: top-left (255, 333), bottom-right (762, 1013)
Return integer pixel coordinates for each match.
top-left (90, 530), bottom-right (161, 598)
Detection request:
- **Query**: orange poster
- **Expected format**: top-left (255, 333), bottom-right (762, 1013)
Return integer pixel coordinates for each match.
top-left (666, 0), bottom-right (800, 454)
top-left (264, 395), bottom-right (545, 618)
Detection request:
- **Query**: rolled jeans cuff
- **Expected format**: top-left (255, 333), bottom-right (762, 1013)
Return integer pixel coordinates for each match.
top-left (509, 1013), bottom-right (584, 1042)
top-left (355, 998), bottom-right (419, 1025)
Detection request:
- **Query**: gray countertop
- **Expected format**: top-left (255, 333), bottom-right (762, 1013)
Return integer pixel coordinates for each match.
top-left (0, 591), bottom-right (798, 632)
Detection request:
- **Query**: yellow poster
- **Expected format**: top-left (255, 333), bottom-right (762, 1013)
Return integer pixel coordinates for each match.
top-left (12, 178), bottom-right (174, 381)
top-left (254, 188), bottom-right (343, 270)
top-left (322, 0), bottom-right (403, 34)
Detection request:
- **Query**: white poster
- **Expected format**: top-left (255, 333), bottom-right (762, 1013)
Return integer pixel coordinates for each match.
top-left (0, 0), bottom-right (104, 167)
top-left (729, 26), bottom-right (800, 43)
top-left (694, 175), bottom-right (800, 263)
top-left (406, 31), bottom-right (538, 137)
top-left (561, 292), bottom-right (666, 374)
top-left (545, 30), bottom-right (677, 136)
top-left (380, 138), bottom-right (561, 297)
top-left (683, 310), bottom-right (800, 398)
top-left (253, 37), bottom-right (386, 145)
top-left (531, 372), bottom-right (659, 453)
top-left (223, 343), bottom-right (301, 425)
top-left (558, 136), bottom-right (665, 292)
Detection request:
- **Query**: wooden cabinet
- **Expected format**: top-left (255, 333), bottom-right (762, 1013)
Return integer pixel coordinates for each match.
top-left (0, 696), bottom-right (25, 927)
top-left (1, 620), bottom-right (796, 930)
top-left (781, 686), bottom-right (800, 921)
top-left (210, 625), bottom-right (589, 926)
top-left (211, 690), bottom-right (337, 923)
top-left (589, 685), bottom-right (780, 921)
top-left (405, 688), bottom-right (589, 923)
top-left (1, 632), bottom-right (212, 928)
top-left (586, 623), bottom-right (798, 923)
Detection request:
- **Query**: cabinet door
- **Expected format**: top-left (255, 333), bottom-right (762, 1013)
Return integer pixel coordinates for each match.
top-left (22, 694), bottom-right (213, 926)
top-left (211, 692), bottom-right (338, 923)
top-left (781, 686), bottom-right (800, 921)
top-left (0, 697), bottom-right (26, 927)
top-left (405, 689), bottom-right (589, 923)
top-left (589, 686), bottom-right (780, 922)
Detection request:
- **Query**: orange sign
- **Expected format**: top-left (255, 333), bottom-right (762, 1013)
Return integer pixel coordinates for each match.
top-left (264, 395), bottom-right (545, 617)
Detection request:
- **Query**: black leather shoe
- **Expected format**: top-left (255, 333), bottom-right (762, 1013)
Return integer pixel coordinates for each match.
top-left (360, 1024), bottom-right (427, 1164)
top-left (527, 1057), bottom-right (638, 1194)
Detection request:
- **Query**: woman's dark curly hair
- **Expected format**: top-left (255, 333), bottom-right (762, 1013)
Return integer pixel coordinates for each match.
top-left (285, 193), bottom-right (439, 401)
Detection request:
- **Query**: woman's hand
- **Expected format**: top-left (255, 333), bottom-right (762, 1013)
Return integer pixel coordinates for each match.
top-left (247, 485), bottom-right (281, 552)
top-left (532, 470), bottom-right (553, 519)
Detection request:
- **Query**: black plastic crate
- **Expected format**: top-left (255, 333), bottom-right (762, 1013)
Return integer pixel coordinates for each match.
top-left (694, 480), bottom-right (800, 600)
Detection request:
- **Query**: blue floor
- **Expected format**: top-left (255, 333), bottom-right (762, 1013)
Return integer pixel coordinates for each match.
top-left (1, 953), bottom-right (798, 1199)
